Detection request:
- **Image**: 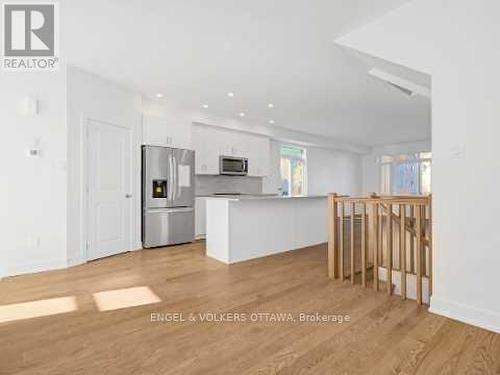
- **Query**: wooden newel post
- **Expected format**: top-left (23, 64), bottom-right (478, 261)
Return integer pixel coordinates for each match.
top-left (400, 204), bottom-right (407, 300)
top-left (428, 194), bottom-right (433, 298)
top-left (361, 203), bottom-right (367, 287)
top-left (328, 193), bottom-right (338, 279)
top-left (339, 202), bottom-right (345, 280)
top-left (415, 205), bottom-right (423, 305)
top-left (350, 202), bottom-right (355, 284)
top-left (387, 204), bottom-right (393, 295)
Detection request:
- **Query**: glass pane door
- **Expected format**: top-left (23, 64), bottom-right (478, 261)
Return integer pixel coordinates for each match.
top-left (280, 145), bottom-right (306, 197)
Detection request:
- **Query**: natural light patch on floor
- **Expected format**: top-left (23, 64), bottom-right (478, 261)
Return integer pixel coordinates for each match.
top-left (92, 286), bottom-right (161, 312)
top-left (0, 296), bottom-right (78, 323)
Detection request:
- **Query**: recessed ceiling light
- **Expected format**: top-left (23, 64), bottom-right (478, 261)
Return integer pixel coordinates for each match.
top-left (156, 93), bottom-right (164, 98)
top-left (239, 112), bottom-right (245, 117)
top-left (269, 120), bottom-right (275, 124)
top-left (202, 104), bottom-right (209, 109)
top-left (227, 92), bottom-right (235, 97)
top-left (268, 103), bottom-right (274, 108)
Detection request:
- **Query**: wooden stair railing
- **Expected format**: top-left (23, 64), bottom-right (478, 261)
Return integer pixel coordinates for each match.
top-left (328, 193), bottom-right (432, 305)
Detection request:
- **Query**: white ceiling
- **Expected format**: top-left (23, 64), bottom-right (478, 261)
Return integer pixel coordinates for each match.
top-left (61, 0), bottom-right (430, 147)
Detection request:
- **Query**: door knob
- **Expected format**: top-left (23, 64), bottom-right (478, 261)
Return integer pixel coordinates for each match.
top-left (125, 194), bottom-right (132, 198)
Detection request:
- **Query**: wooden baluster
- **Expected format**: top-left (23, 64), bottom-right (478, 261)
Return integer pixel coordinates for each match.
top-left (387, 204), bottom-right (393, 295)
top-left (339, 202), bottom-right (345, 281)
top-left (422, 205), bottom-right (427, 281)
top-left (350, 202), bottom-right (355, 284)
top-left (328, 194), bottom-right (338, 279)
top-left (400, 204), bottom-right (406, 299)
top-left (361, 203), bottom-right (367, 287)
top-left (410, 205), bottom-right (415, 274)
top-left (372, 202), bottom-right (379, 291)
top-left (378, 204), bottom-right (383, 268)
top-left (428, 196), bottom-right (433, 298)
top-left (397, 206), bottom-right (401, 272)
top-left (415, 205), bottom-right (423, 305)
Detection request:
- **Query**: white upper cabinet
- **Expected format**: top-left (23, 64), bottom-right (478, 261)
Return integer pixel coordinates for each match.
top-left (192, 125), bottom-right (219, 174)
top-left (248, 137), bottom-right (270, 177)
top-left (142, 114), bottom-right (191, 150)
top-left (192, 124), bottom-right (270, 176)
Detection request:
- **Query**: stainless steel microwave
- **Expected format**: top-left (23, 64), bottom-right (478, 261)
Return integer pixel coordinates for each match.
top-left (219, 156), bottom-right (248, 175)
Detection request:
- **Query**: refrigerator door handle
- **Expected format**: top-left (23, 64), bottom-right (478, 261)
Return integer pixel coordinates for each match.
top-left (168, 154), bottom-right (174, 204)
top-left (172, 154), bottom-right (178, 201)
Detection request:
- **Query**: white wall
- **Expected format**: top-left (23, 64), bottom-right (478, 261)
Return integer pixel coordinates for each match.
top-left (338, 0), bottom-right (500, 333)
top-left (362, 139), bottom-right (431, 194)
top-left (307, 147), bottom-right (362, 196)
top-left (262, 141), bottom-right (282, 194)
top-left (263, 140), bottom-right (362, 196)
top-left (66, 66), bottom-right (143, 265)
top-left (0, 69), bottom-right (68, 277)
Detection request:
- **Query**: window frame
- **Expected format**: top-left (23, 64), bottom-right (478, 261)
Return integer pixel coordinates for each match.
top-left (378, 152), bottom-right (431, 195)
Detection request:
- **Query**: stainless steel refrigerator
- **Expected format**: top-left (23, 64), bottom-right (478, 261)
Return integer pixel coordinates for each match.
top-left (142, 145), bottom-right (195, 248)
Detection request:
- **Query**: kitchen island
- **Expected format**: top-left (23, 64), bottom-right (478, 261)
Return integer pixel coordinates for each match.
top-left (205, 195), bottom-right (328, 264)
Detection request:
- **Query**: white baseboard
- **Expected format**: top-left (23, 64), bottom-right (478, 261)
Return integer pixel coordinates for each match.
top-left (430, 296), bottom-right (500, 334)
top-left (67, 257), bottom-right (86, 267)
top-left (3, 259), bottom-right (68, 278)
top-left (3, 245), bottom-right (142, 279)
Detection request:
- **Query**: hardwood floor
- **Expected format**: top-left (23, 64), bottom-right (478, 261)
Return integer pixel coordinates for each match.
top-left (1, 241), bottom-right (499, 374)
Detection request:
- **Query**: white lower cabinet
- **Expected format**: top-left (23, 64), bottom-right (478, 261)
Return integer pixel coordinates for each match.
top-left (195, 197), bottom-right (207, 239)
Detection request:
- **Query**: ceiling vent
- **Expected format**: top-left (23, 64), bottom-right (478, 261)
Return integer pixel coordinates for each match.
top-left (387, 82), bottom-right (414, 96)
top-left (368, 68), bottom-right (430, 98)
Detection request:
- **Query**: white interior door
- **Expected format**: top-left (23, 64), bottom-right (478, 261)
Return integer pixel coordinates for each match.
top-left (87, 119), bottom-right (132, 260)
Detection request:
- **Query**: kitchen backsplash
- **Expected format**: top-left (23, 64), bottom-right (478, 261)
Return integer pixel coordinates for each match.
top-left (195, 175), bottom-right (263, 196)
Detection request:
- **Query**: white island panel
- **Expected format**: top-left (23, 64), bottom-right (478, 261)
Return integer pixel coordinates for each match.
top-left (206, 199), bottom-right (231, 263)
top-left (206, 196), bottom-right (328, 264)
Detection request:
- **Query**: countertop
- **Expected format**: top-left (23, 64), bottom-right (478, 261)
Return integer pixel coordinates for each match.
top-left (202, 194), bottom-right (327, 201)
top-left (196, 193), bottom-right (279, 198)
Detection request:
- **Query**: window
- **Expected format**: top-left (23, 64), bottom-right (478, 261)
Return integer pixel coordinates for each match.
top-left (379, 152), bottom-right (431, 195)
top-left (280, 145), bottom-right (306, 196)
